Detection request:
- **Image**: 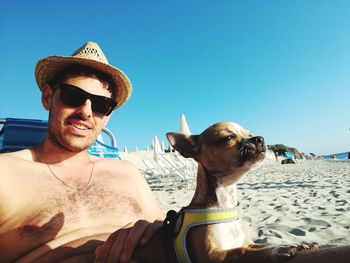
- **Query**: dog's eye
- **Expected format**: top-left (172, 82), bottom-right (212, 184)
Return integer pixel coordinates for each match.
top-left (225, 135), bottom-right (235, 141)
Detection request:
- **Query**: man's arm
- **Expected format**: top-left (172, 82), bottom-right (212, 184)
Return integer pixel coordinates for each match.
top-left (94, 219), bottom-right (163, 263)
top-left (133, 164), bottom-right (165, 220)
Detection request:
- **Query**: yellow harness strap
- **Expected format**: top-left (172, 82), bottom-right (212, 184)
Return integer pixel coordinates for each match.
top-left (174, 207), bottom-right (239, 263)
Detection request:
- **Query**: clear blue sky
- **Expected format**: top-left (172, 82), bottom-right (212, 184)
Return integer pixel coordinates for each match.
top-left (1, 0), bottom-right (349, 155)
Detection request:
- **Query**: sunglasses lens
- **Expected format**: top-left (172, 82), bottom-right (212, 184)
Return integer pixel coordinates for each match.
top-left (91, 97), bottom-right (116, 116)
top-left (59, 84), bottom-right (116, 116)
top-left (60, 85), bottom-right (86, 107)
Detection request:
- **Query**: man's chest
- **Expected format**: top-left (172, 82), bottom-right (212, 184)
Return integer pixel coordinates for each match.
top-left (43, 182), bottom-right (142, 226)
top-left (2, 174), bottom-right (143, 237)
top-left (0, 157), bottom-right (148, 262)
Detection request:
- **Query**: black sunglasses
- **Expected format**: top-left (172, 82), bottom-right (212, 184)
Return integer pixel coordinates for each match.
top-left (57, 83), bottom-right (117, 116)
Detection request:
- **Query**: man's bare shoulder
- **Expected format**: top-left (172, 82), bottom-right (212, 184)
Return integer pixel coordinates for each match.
top-left (0, 149), bottom-right (34, 163)
top-left (0, 150), bottom-right (35, 187)
top-left (94, 157), bottom-right (137, 168)
top-left (94, 157), bottom-right (141, 177)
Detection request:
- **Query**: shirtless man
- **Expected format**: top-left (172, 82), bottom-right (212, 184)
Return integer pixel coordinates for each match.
top-left (0, 42), bottom-right (164, 262)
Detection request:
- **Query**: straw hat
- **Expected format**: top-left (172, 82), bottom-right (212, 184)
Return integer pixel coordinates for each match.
top-left (35, 41), bottom-right (132, 109)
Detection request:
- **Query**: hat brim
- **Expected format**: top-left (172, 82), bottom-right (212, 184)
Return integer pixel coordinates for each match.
top-left (35, 56), bottom-right (132, 109)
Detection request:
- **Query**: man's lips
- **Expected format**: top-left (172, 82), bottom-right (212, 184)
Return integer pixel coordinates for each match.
top-left (71, 123), bottom-right (89, 130)
top-left (66, 120), bottom-right (93, 136)
top-left (67, 119), bottom-right (93, 129)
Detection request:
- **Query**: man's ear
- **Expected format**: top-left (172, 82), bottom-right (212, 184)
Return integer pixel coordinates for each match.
top-left (166, 133), bottom-right (199, 158)
top-left (41, 84), bottom-right (53, 111)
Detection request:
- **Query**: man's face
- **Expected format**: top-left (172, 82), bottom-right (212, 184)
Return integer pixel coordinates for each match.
top-left (47, 76), bottom-right (112, 152)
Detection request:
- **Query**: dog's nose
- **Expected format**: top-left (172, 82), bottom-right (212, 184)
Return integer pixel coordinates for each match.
top-left (252, 136), bottom-right (264, 144)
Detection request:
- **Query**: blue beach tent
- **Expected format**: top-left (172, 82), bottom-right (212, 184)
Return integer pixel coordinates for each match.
top-left (0, 118), bottom-right (119, 159)
top-left (284, 151), bottom-right (294, 159)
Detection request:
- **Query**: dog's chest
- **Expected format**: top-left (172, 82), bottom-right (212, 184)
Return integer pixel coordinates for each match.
top-left (210, 218), bottom-right (247, 249)
top-left (210, 184), bottom-right (248, 249)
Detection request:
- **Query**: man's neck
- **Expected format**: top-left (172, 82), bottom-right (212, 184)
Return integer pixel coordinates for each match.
top-left (32, 138), bottom-right (91, 165)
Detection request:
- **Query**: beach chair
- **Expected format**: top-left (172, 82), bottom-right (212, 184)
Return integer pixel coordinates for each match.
top-left (0, 118), bottom-right (47, 153)
top-left (0, 117), bottom-right (119, 158)
top-left (170, 152), bottom-right (197, 178)
top-left (139, 159), bottom-right (165, 184)
top-left (139, 154), bottom-right (189, 189)
top-left (145, 157), bottom-right (177, 179)
top-left (141, 159), bottom-right (162, 176)
top-left (158, 153), bottom-right (196, 189)
top-left (88, 126), bottom-right (119, 159)
top-left (160, 153), bottom-right (188, 180)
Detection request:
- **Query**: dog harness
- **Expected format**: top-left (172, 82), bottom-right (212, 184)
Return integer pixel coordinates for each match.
top-left (169, 207), bottom-right (240, 263)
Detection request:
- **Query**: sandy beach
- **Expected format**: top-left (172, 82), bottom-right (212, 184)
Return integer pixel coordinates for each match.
top-left (120, 152), bottom-right (350, 246)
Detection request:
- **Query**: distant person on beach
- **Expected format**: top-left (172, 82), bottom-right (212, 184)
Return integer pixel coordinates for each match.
top-left (0, 42), bottom-right (164, 262)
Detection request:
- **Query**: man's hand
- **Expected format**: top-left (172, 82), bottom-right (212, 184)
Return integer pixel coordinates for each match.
top-left (94, 219), bottom-right (163, 263)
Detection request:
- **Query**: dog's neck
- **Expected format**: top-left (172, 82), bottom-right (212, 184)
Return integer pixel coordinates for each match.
top-left (188, 164), bottom-right (240, 209)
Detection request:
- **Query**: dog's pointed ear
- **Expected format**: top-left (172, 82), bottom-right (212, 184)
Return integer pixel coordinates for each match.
top-left (166, 132), bottom-right (199, 158)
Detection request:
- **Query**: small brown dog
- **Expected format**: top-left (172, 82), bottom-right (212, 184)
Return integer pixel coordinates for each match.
top-left (132, 122), bottom-right (317, 262)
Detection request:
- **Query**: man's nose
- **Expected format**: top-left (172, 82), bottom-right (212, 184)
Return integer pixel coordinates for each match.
top-left (77, 99), bottom-right (93, 118)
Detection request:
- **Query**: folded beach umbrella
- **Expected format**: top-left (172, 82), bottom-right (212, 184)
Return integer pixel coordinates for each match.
top-left (153, 136), bottom-right (162, 161)
top-left (180, 113), bottom-right (191, 135)
top-left (161, 141), bottom-right (166, 152)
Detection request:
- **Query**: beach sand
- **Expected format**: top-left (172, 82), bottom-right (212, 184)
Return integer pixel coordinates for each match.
top-left (120, 152), bottom-right (350, 246)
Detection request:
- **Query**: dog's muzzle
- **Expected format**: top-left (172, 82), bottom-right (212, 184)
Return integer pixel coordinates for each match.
top-left (239, 136), bottom-right (266, 162)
